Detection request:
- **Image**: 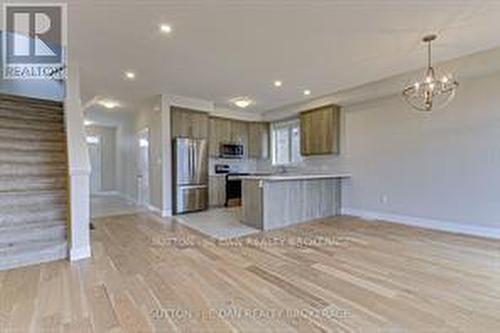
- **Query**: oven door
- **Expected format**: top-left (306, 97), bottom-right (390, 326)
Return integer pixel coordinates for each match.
top-left (225, 178), bottom-right (242, 206)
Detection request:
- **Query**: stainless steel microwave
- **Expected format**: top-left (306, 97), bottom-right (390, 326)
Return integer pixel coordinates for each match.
top-left (220, 143), bottom-right (244, 159)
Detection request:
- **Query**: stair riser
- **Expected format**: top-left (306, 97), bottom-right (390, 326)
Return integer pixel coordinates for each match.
top-left (0, 140), bottom-right (65, 152)
top-left (0, 178), bottom-right (67, 192)
top-left (0, 151), bottom-right (66, 164)
top-left (0, 129), bottom-right (65, 142)
top-left (0, 209), bottom-right (67, 226)
top-left (0, 195), bottom-right (67, 208)
top-left (0, 109), bottom-right (63, 123)
top-left (0, 120), bottom-right (64, 132)
top-left (0, 164), bottom-right (67, 177)
top-left (0, 225), bottom-right (66, 246)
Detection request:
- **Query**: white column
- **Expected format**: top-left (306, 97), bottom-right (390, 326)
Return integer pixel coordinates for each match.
top-left (65, 63), bottom-right (91, 261)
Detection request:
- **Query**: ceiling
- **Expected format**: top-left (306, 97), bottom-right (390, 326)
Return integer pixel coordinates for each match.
top-left (20, 0), bottom-right (500, 112)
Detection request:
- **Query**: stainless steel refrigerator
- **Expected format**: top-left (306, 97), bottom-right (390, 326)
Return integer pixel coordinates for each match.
top-left (173, 137), bottom-right (208, 214)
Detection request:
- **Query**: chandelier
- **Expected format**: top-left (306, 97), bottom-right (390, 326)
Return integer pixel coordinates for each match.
top-left (402, 35), bottom-right (459, 112)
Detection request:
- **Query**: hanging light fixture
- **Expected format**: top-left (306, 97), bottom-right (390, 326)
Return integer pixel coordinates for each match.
top-left (402, 34), bottom-right (459, 112)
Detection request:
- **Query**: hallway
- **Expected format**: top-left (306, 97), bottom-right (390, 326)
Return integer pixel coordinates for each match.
top-left (90, 194), bottom-right (143, 219)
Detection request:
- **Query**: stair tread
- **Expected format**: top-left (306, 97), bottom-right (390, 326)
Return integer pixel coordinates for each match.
top-left (0, 99), bottom-right (63, 111)
top-left (0, 195), bottom-right (67, 207)
top-left (0, 127), bottom-right (66, 142)
top-left (0, 93), bottom-right (63, 106)
top-left (0, 110), bottom-right (64, 123)
top-left (0, 143), bottom-right (66, 154)
top-left (0, 160), bottom-right (66, 166)
top-left (0, 163), bottom-right (67, 177)
top-left (0, 150), bottom-right (66, 156)
top-left (0, 176), bottom-right (67, 193)
top-left (0, 189), bottom-right (67, 196)
top-left (0, 117), bottom-right (64, 129)
top-left (0, 203), bottom-right (67, 214)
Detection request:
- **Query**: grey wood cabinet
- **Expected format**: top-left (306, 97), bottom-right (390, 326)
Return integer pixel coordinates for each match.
top-left (209, 176), bottom-right (226, 207)
top-left (171, 107), bottom-right (209, 139)
top-left (248, 122), bottom-right (270, 159)
top-left (209, 117), bottom-right (231, 157)
top-left (230, 120), bottom-right (249, 147)
top-left (208, 117), bottom-right (270, 159)
top-left (300, 105), bottom-right (340, 156)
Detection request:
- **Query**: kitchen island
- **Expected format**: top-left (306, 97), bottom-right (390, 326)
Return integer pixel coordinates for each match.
top-left (239, 173), bottom-right (351, 230)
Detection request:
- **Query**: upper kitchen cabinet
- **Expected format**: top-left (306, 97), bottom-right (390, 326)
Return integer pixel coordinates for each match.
top-left (248, 122), bottom-right (270, 159)
top-left (230, 120), bottom-right (249, 147)
top-left (300, 105), bottom-right (340, 156)
top-left (209, 117), bottom-right (231, 157)
top-left (171, 107), bottom-right (209, 139)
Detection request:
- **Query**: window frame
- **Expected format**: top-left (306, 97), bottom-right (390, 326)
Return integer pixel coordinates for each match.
top-left (271, 118), bottom-right (302, 166)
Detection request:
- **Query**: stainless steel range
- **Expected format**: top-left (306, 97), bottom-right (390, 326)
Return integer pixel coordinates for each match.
top-left (224, 173), bottom-right (250, 207)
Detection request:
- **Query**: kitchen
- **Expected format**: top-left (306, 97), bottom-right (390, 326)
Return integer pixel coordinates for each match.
top-left (171, 104), bottom-right (351, 237)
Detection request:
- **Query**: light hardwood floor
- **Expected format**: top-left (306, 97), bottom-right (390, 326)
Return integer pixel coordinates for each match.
top-left (1, 213), bottom-right (500, 332)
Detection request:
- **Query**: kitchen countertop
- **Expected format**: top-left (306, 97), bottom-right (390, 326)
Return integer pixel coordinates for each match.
top-left (237, 172), bottom-right (351, 181)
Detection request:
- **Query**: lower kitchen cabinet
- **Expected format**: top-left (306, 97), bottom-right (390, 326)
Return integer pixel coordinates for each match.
top-left (209, 176), bottom-right (226, 207)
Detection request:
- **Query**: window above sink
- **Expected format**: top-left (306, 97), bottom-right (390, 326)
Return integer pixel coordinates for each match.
top-left (271, 118), bottom-right (303, 166)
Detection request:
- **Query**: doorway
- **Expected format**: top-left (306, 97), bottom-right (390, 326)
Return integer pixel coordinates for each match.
top-left (87, 135), bottom-right (102, 195)
top-left (137, 128), bottom-right (150, 208)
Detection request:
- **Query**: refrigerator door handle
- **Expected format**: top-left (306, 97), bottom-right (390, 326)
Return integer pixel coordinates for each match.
top-left (186, 143), bottom-right (191, 180)
top-left (193, 142), bottom-right (197, 179)
top-left (190, 143), bottom-right (195, 179)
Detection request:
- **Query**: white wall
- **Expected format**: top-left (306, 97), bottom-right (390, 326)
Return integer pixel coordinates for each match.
top-left (85, 108), bottom-right (136, 201)
top-left (134, 96), bottom-right (164, 212)
top-left (85, 125), bottom-right (117, 192)
top-left (266, 71), bottom-right (500, 234)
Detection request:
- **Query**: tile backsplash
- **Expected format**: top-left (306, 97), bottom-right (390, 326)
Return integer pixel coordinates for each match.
top-left (209, 158), bottom-right (261, 175)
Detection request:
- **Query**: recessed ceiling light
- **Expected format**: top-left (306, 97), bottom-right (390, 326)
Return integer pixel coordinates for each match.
top-left (231, 97), bottom-right (252, 109)
top-left (303, 89), bottom-right (311, 96)
top-left (159, 24), bottom-right (172, 34)
top-left (124, 71), bottom-right (136, 80)
top-left (274, 80), bottom-right (282, 87)
top-left (84, 120), bottom-right (93, 126)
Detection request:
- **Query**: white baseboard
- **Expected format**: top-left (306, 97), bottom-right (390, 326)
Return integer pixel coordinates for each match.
top-left (117, 193), bottom-right (138, 205)
top-left (145, 205), bottom-right (172, 218)
top-left (341, 208), bottom-right (500, 240)
top-left (147, 204), bottom-right (162, 214)
top-left (69, 246), bottom-right (91, 261)
top-left (162, 209), bottom-right (173, 217)
top-left (94, 191), bottom-right (119, 196)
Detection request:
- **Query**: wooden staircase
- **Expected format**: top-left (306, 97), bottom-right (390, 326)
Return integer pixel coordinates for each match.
top-left (0, 94), bottom-right (68, 271)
